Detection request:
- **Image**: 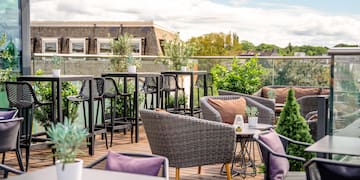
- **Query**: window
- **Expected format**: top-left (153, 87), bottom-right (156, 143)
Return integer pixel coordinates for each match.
top-left (69, 38), bottom-right (85, 54)
top-left (130, 38), bottom-right (142, 56)
top-left (42, 38), bottom-right (58, 54)
top-left (97, 38), bottom-right (112, 54)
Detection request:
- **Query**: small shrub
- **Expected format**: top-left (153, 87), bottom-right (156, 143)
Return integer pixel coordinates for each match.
top-left (275, 88), bottom-right (314, 171)
top-left (211, 57), bottom-right (266, 94)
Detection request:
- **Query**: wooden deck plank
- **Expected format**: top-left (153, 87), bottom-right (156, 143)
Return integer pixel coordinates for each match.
top-left (4, 126), bottom-right (264, 179)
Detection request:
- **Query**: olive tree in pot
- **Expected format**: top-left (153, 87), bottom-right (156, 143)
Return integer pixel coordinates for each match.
top-left (51, 56), bottom-right (64, 77)
top-left (246, 106), bottom-right (258, 128)
top-left (47, 119), bottom-right (88, 180)
top-left (110, 33), bottom-right (141, 72)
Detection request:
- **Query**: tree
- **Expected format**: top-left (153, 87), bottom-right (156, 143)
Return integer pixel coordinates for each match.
top-left (240, 40), bottom-right (255, 52)
top-left (275, 89), bottom-right (314, 171)
top-left (160, 33), bottom-right (198, 70)
top-left (110, 33), bottom-right (134, 71)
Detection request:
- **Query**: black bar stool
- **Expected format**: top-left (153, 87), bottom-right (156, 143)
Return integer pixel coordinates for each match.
top-left (160, 74), bottom-right (186, 113)
top-left (66, 77), bottom-right (108, 149)
top-left (5, 81), bottom-right (53, 171)
top-left (142, 77), bottom-right (157, 109)
top-left (103, 77), bottom-right (133, 146)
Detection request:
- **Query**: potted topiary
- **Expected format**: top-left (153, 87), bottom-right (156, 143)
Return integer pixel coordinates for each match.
top-left (246, 106), bottom-right (258, 128)
top-left (47, 119), bottom-right (88, 180)
top-left (51, 55), bottom-right (64, 77)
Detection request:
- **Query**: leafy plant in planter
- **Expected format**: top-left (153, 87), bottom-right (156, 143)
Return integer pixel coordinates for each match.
top-left (245, 106), bottom-right (258, 127)
top-left (275, 88), bottom-right (314, 171)
top-left (158, 34), bottom-right (198, 70)
top-left (47, 119), bottom-right (88, 180)
top-left (34, 69), bottom-right (79, 127)
top-left (211, 57), bottom-right (266, 94)
top-left (110, 33), bottom-right (141, 72)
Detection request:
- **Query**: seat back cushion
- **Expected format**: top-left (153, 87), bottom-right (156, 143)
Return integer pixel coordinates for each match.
top-left (207, 97), bottom-right (246, 124)
top-left (0, 110), bottom-right (17, 120)
top-left (259, 130), bottom-right (289, 180)
top-left (105, 151), bottom-right (164, 176)
top-left (294, 87), bottom-right (320, 99)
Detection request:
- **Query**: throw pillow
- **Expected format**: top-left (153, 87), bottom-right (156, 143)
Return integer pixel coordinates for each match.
top-left (207, 97), bottom-right (247, 124)
top-left (259, 129), bottom-right (289, 180)
top-left (155, 108), bottom-right (169, 114)
top-left (105, 151), bottom-right (164, 176)
top-left (0, 110), bottom-right (17, 120)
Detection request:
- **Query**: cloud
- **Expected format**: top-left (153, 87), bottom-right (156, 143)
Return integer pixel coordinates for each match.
top-left (30, 0), bottom-right (360, 47)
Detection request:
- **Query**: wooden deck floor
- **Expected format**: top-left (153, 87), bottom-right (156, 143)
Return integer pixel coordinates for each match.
top-left (4, 126), bottom-right (264, 180)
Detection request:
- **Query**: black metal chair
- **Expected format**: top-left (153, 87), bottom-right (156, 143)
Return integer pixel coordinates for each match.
top-left (66, 78), bottom-right (108, 149)
top-left (195, 74), bottom-right (214, 109)
top-left (304, 158), bottom-right (360, 180)
top-left (0, 114), bottom-right (24, 172)
top-left (85, 152), bottom-right (169, 179)
top-left (0, 163), bottom-right (24, 178)
top-left (253, 130), bottom-right (311, 180)
top-left (5, 81), bottom-right (53, 171)
top-left (103, 77), bottom-right (133, 146)
top-left (160, 74), bottom-right (186, 114)
top-left (142, 77), bottom-right (157, 110)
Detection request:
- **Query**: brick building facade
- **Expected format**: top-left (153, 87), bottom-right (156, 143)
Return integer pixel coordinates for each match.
top-left (30, 21), bottom-right (176, 56)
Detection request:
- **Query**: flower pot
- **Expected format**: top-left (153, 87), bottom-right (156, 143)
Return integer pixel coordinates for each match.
top-left (56, 159), bottom-right (83, 180)
top-left (128, 65), bottom-right (136, 73)
top-left (181, 66), bottom-right (187, 71)
top-left (248, 117), bottom-right (258, 128)
top-left (52, 69), bottom-right (61, 77)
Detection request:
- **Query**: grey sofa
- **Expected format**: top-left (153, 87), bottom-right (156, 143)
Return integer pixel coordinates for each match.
top-left (140, 109), bottom-right (235, 180)
top-left (200, 95), bottom-right (275, 125)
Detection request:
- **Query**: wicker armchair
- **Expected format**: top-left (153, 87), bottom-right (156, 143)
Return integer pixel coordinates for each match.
top-left (304, 158), bottom-right (360, 180)
top-left (140, 110), bottom-right (236, 180)
top-left (218, 90), bottom-right (275, 111)
top-left (200, 95), bottom-right (275, 125)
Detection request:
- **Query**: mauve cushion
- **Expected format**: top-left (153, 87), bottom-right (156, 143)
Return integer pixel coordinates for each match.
top-left (105, 151), bottom-right (164, 176)
top-left (207, 97), bottom-right (247, 124)
top-left (0, 110), bottom-right (17, 120)
top-left (259, 130), bottom-right (289, 180)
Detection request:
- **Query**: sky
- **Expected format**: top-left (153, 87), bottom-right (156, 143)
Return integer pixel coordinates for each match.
top-left (30, 0), bottom-right (360, 47)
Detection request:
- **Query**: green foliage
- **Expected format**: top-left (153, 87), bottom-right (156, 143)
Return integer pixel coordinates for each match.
top-left (110, 33), bottom-right (141, 71)
top-left (0, 33), bottom-right (18, 91)
top-left (47, 119), bottom-right (88, 167)
top-left (275, 89), bottom-right (314, 171)
top-left (166, 94), bottom-right (186, 108)
top-left (34, 69), bottom-right (79, 127)
top-left (211, 57), bottom-right (266, 94)
top-left (334, 43), bottom-right (359, 48)
top-left (159, 33), bottom-right (198, 70)
top-left (245, 106), bottom-right (258, 117)
top-left (274, 60), bottom-right (329, 86)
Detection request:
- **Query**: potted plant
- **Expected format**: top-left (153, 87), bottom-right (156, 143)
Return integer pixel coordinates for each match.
top-left (267, 89), bottom-right (276, 103)
top-left (126, 54), bottom-right (141, 73)
top-left (51, 55), bottom-right (64, 77)
top-left (158, 33), bottom-right (197, 71)
top-left (246, 106), bottom-right (258, 128)
top-left (110, 33), bottom-right (141, 72)
top-left (47, 119), bottom-right (88, 180)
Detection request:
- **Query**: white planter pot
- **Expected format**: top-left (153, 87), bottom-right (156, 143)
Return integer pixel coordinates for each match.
top-left (52, 69), bottom-right (61, 77)
top-left (181, 66), bottom-right (187, 71)
top-left (248, 117), bottom-right (258, 128)
top-left (128, 65), bottom-right (137, 73)
top-left (56, 159), bottom-right (83, 180)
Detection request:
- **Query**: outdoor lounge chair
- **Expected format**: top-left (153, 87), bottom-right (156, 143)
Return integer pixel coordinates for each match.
top-left (140, 109), bottom-right (236, 180)
top-left (304, 157), bottom-right (360, 180)
top-left (253, 130), bottom-right (311, 180)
